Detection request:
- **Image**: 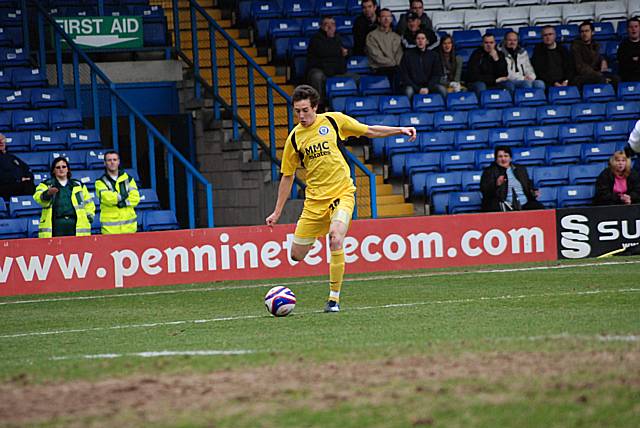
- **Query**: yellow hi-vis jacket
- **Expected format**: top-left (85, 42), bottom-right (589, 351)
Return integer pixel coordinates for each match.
top-left (95, 172), bottom-right (140, 234)
top-left (33, 179), bottom-right (95, 238)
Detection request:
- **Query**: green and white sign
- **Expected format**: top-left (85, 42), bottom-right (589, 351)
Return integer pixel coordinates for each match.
top-left (55, 16), bottom-right (143, 49)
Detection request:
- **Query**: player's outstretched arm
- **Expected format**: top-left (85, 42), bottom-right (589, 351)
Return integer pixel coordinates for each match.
top-left (266, 174), bottom-right (295, 227)
top-left (365, 125), bottom-right (417, 142)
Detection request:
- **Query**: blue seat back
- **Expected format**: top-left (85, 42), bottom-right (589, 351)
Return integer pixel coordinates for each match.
top-left (446, 91), bottom-right (479, 110)
top-left (440, 150), bottom-right (476, 171)
top-left (0, 88), bottom-right (29, 109)
top-left (536, 105), bottom-right (571, 124)
top-left (452, 30), bottom-right (482, 48)
top-left (12, 110), bottom-right (48, 131)
top-left (454, 128), bottom-right (489, 149)
top-left (316, 0), bottom-right (346, 15)
top-left (434, 110), bottom-right (468, 130)
top-left (568, 163), bottom-right (604, 185)
top-left (2, 131), bottom-right (30, 151)
top-left (424, 171), bottom-right (463, 196)
top-left (326, 76), bottom-right (358, 98)
top-left (468, 108), bottom-right (502, 129)
top-left (558, 122), bottom-right (594, 144)
top-left (557, 185), bottom-right (595, 208)
top-left (548, 86), bottom-right (581, 104)
top-left (536, 186), bottom-right (558, 208)
top-left (512, 146), bottom-right (546, 166)
top-left (385, 134), bottom-right (419, 157)
top-left (618, 81), bottom-right (640, 100)
top-left (412, 93), bottom-right (445, 112)
top-left (448, 191), bottom-right (482, 214)
top-left (73, 169), bottom-right (103, 190)
top-left (345, 96), bottom-right (379, 116)
top-left (283, 0), bottom-right (315, 17)
top-left (50, 149), bottom-right (89, 170)
top-left (525, 124), bottom-right (559, 146)
top-left (488, 127), bottom-right (524, 147)
top-left (30, 130), bottom-right (68, 151)
top-left (420, 131), bottom-right (455, 151)
top-left (546, 143), bottom-right (582, 165)
top-left (19, 151), bottom-right (51, 171)
top-left (461, 170), bottom-right (483, 191)
top-left (30, 87), bottom-right (66, 108)
top-left (474, 150), bottom-right (495, 170)
top-left (514, 87), bottom-right (546, 106)
top-left (398, 112), bottom-right (433, 130)
top-left (359, 75), bottom-right (391, 95)
top-left (137, 188), bottom-right (161, 210)
top-left (503, 106), bottom-right (536, 126)
top-left (9, 195), bottom-right (41, 218)
top-left (594, 120), bottom-right (628, 142)
top-left (346, 55), bottom-right (369, 73)
top-left (480, 88), bottom-right (512, 108)
top-left (570, 103), bottom-right (606, 122)
top-left (606, 101), bottom-right (640, 120)
top-left (583, 83), bottom-right (616, 102)
top-left (531, 165), bottom-right (569, 187)
top-left (143, 209), bottom-right (179, 231)
top-left (405, 152), bottom-right (441, 176)
top-left (49, 108), bottom-right (83, 130)
top-left (378, 95), bottom-right (411, 114)
top-left (581, 142), bottom-right (617, 163)
top-left (0, 218), bottom-right (28, 239)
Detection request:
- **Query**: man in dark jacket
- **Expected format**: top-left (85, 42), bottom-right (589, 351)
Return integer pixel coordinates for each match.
top-left (306, 16), bottom-right (351, 107)
top-left (571, 20), bottom-right (619, 87)
top-left (532, 25), bottom-right (574, 87)
top-left (467, 34), bottom-right (510, 95)
top-left (0, 132), bottom-right (35, 201)
top-left (400, 31), bottom-right (445, 98)
top-left (617, 18), bottom-right (640, 82)
top-left (400, 12), bottom-right (437, 50)
top-left (352, 0), bottom-right (378, 56)
top-left (480, 146), bottom-right (544, 212)
top-left (395, 0), bottom-right (434, 35)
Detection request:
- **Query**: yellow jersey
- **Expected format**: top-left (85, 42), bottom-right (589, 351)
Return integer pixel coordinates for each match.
top-left (281, 112), bottom-right (368, 201)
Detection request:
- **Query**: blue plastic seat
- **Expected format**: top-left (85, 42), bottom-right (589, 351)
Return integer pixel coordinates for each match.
top-left (345, 96), bottom-right (379, 116)
top-left (431, 192), bottom-right (449, 215)
top-left (331, 96), bottom-right (348, 112)
top-left (346, 55), bottom-right (369, 73)
top-left (30, 88), bottom-right (66, 108)
top-left (581, 142), bottom-right (617, 163)
top-left (251, 1), bottom-right (281, 20)
top-left (556, 24), bottom-right (578, 43)
top-left (378, 95), bottom-right (411, 114)
top-left (73, 169), bottom-right (103, 191)
top-left (326, 76), bottom-right (358, 98)
top-left (548, 86), bottom-right (581, 104)
top-left (558, 122), bottom-right (594, 144)
top-left (532, 165), bottom-right (569, 187)
top-left (85, 149), bottom-right (108, 169)
top-left (0, 197), bottom-right (7, 218)
top-left (0, 69), bottom-right (11, 88)
top-left (1, 131), bottom-right (30, 152)
top-left (365, 114), bottom-right (399, 127)
top-left (268, 19), bottom-right (301, 41)
top-left (546, 143), bottom-right (582, 165)
top-left (12, 110), bottom-right (49, 131)
top-left (480, 89), bottom-right (512, 108)
top-left (461, 170), bottom-right (483, 191)
top-left (488, 127), bottom-right (524, 148)
top-left (137, 188), bottom-right (161, 210)
top-left (606, 101), bottom-right (640, 120)
top-left (398, 112), bottom-right (433, 131)
top-left (0, 110), bottom-right (11, 131)
top-left (512, 146), bottom-right (546, 166)
top-left (143, 210), bottom-right (180, 231)
top-left (30, 130), bottom-right (68, 151)
top-left (346, 0), bottom-right (362, 14)
top-left (420, 131), bottom-right (455, 151)
top-left (9, 195), bottom-right (41, 218)
top-left (0, 218), bottom-right (28, 239)
top-left (49, 108), bottom-right (83, 130)
top-left (514, 87), bottom-right (546, 106)
top-left (32, 170), bottom-right (51, 183)
top-left (390, 153), bottom-right (409, 177)
top-left (412, 93), bottom-right (446, 112)
top-left (592, 21), bottom-right (616, 41)
top-left (594, 120), bottom-right (629, 142)
top-left (536, 186), bottom-right (558, 208)
top-left (334, 15), bottom-right (355, 35)
top-left (448, 191), bottom-right (482, 214)
top-left (583, 83), bottom-right (616, 102)
top-left (0, 47), bottom-right (29, 66)
top-left (300, 17), bottom-right (321, 36)
top-left (424, 171), bottom-right (463, 196)
top-left (286, 37), bottom-right (308, 59)
top-left (283, 0), bottom-right (315, 17)
top-left (67, 129), bottom-right (101, 149)
top-left (454, 129), bottom-right (489, 150)
top-left (405, 152), bottom-right (441, 177)
top-left (385, 134), bottom-right (419, 159)
top-left (19, 151), bottom-right (50, 172)
top-left (570, 103), bottom-right (606, 122)
top-left (525, 124), bottom-right (559, 146)
top-left (440, 150), bottom-right (476, 171)
top-left (536, 105), bottom-right (571, 124)
top-left (143, 20), bottom-right (168, 47)
top-left (557, 185), bottom-right (595, 208)
top-left (316, 0), bottom-right (346, 14)
top-left (468, 108), bottom-right (502, 129)
top-left (359, 75), bottom-right (391, 95)
top-left (518, 26), bottom-right (543, 46)
top-left (434, 110), bottom-right (468, 130)
top-left (0, 88), bottom-right (29, 109)
top-left (446, 91), bottom-right (479, 111)
top-left (502, 106), bottom-right (536, 127)
top-left (568, 163), bottom-right (604, 185)
top-left (452, 30), bottom-right (482, 49)
top-left (617, 81), bottom-right (640, 100)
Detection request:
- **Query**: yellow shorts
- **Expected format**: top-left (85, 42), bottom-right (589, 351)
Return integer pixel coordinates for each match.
top-left (293, 192), bottom-right (355, 246)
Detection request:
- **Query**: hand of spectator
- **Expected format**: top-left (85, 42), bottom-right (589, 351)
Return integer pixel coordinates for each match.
top-left (525, 75), bottom-right (534, 81)
top-left (46, 187), bottom-right (59, 196)
top-left (419, 88), bottom-right (430, 95)
top-left (620, 194), bottom-right (632, 205)
top-left (341, 47), bottom-right (348, 57)
top-left (496, 175), bottom-right (506, 187)
top-left (534, 189), bottom-right (541, 198)
top-left (21, 177), bottom-right (31, 182)
top-left (400, 127), bottom-right (418, 142)
top-left (601, 60), bottom-right (608, 72)
top-left (489, 49), bottom-right (498, 61)
top-left (495, 77), bottom-right (508, 83)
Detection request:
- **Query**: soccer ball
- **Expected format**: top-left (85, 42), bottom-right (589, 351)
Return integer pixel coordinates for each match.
top-left (264, 286), bottom-right (296, 317)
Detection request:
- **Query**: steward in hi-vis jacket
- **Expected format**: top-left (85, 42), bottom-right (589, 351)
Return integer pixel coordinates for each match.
top-left (95, 151), bottom-right (140, 234)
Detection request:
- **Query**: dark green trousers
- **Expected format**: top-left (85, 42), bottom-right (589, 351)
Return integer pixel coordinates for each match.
top-left (52, 216), bottom-right (77, 237)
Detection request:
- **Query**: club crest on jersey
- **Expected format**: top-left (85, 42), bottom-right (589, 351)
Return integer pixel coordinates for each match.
top-left (318, 125), bottom-right (330, 136)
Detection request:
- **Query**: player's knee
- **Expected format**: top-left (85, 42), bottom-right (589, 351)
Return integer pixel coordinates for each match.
top-left (291, 246), bottom-right (309, 261)
top-left (329, 232), bottom-right (344, 252)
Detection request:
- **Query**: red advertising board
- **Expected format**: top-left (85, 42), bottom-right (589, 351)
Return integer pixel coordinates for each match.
top-left (0, 211), bottom-right (557, 296)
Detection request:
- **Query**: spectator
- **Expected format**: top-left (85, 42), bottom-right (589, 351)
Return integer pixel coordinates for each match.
top-left (366, 8), bottom-right (403, 81)
top-left (498, 31), bottom-right (545, 90)
top-left (400, 31), bottom-right (445, 99)
top-left (95, 151), bottom-right (140, 235)
top-left (33, 157), bottom-right (95, 238)
top-left (396, 0), bottom-right (434, 35)
top-left (437, 35), bottom-right (463, 92)
top-left (617, 18), bottom-right (640, 82)
top-left (480, 146), bottom-right (543, 212)
top-left (571, 20), bottom-right (619, 88)
top-left (467, 34), bottom-right (509, 95)
top-left (352, 0), bottom-right (378, 56)
top-left (532, 25), bottom-right (574, 87)
top-left (0, 132), bottom-right (35, 201)
top-left (400, 12), bottom-right (437, 50)
top-left (306, 16), bottom-right (350, 107)
top-left (594, 151), bottom-right (640, 206)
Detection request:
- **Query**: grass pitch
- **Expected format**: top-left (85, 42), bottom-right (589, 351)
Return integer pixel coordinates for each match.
top-left (0, 258), bottom-right (639, 427)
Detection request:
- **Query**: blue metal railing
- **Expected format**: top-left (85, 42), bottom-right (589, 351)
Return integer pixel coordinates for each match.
top-left (171, 0), bottom-right (378, 218)
top-left (31, 1), bottom-right (215, 228)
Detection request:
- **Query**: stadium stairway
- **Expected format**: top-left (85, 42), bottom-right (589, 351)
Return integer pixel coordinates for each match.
top-left (159, 0), bottom-right (415, 219)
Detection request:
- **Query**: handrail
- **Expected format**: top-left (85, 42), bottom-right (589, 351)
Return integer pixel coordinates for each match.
top-left (31, 1), bottom-right (215, 228)
top-left (172, 0), bottom-right (379, 218)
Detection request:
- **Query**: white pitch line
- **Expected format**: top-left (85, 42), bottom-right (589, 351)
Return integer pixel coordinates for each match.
top-left (495, 333), bottom-right (640, 343)
top-left (1, 287), bottom-right (639, 340)
top-left (2, 259), bottom-right (639, 307)
top-left (50, 350), bottom-right (254, 361)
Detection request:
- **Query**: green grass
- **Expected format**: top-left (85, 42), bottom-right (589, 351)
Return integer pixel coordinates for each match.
top-left (0, 258), bottom-right (639, 427)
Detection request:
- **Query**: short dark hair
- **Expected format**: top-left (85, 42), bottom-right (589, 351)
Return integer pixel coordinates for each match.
top-left (628, 17), bottom-right (640, 27)
top-left (579, 20), bottom-right (594, 31)
top-left (51, 156), bottom-right (72, 179)
top-left (292, 85), bottom-right (320, 108)
top-left (411, 0), bottom-right (424, 5)
top-left (362, 0), bottom-right (376, 6)
top-left (482, 33), bottom-right (495, 41)
top-left (104, 150), bottom-right (119, 160)
top-left (494, 146), bottom-right (512, 159)
top-left (542, 25), bottom-right (555, 33)
top-left (377, 7), bottom-right (392, 17)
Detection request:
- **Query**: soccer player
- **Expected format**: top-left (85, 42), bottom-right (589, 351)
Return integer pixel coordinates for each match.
top-left (266, 85), bottom-right (417, 312)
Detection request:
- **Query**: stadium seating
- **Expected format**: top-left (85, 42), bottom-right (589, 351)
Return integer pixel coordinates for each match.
top-left (359, 75), bottom-right (391, 96)
top-left (581, 142), bottom-right (617, 163)
top-left (0, 218), bottom-right (28, 239)
top-left (594, 121), bottom-right (629, 142)
top-left (447, 91), bottom-right (479, 111)
top-left (420, 131), bottom-right (456, 151)
top-left (570, 103), bottom-right (606, 122)
top-left (474, 149), bottom-right (495, 169)
top-left (532, 165), bottom-right (569, 187)
top-left (9, 195), bottom-right (41, 218)
top-left (503, 106), bottom-right (536, 127)
top-left (606, 101), bottom-right (640, 120)
top-left (68, 129), bottom-right (102, 149)
top-left (525, 125), bottom-right (559, 146)
top-left (30, 88), bottom-right (66, 108)
top-left (489, 127), bottom-right (524, 147)
top-left (537, 105), bottom-right (571, 124)
top-left (51, 149), bottom-right (89, 170)
top-left (448, 191), bottom-right (482, 214)
top-left (49, 108), bottom-right (83, 130)
top-left (2, 131), bottom-right (29, 151)
top-left (618, 82), bottom-right (640, 100)
top-left (440, 150), bottom-right (476, 171)
top-left (568, 163), bottom-right (604, 185)
top-left (326, 76), bottom-right (358, 99)
top-left (514, 88), bottom-right (546, 107)
top-left (12, 110), bottom-right (48, 131)
top-left (399, 112), bottom-right (433, 131)
top-left (405, 152), bottom-right (441, 176)
top-left (379, 95), bottom-right (411, 114)
top-left (137, 188), bottom-right (161, 210)
top-left (413, 93), bottom-right (446, 112)
top-left (582, 83), bottom-right (616, 102)
top-left (547, 143), bottom-right (582, 165)
top-left (143, 209), bottom-right (180, 231)
top-left (512, 146), bottom-right (546, 166)
top-left (557, 185), bottom-right (595, 207)
top-left (558, 123), bottom-right (594, 144)
top-left (469, 109), bottom-right (502, 129)
top-left (19, 151), bottom-right (51, 171)
top-left (345, 96), bottom-right (378, 116)
top-left (548, 86), bottom-right (581, 104)
top-left (461, 170), bottom-right (483, 191)
top-left (455, 129), bottom-right (489, 150)
top-left (434, 110), bottom-right (468, 130)
top-left (480, 89), bottom-right (512, 108)
top-left (385, 134), bottom-right (419, 159)
top-left (536, 186), bottom-right (558, 208)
